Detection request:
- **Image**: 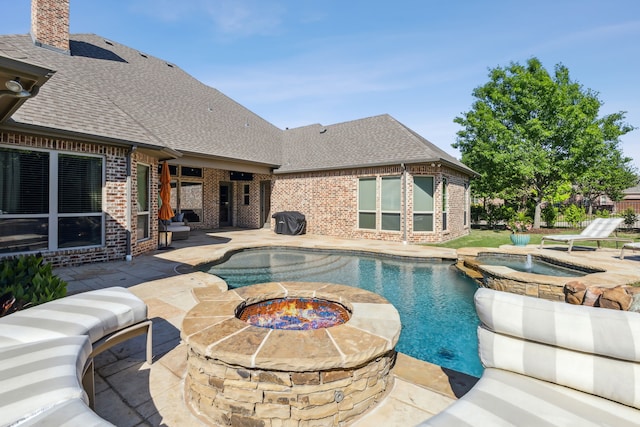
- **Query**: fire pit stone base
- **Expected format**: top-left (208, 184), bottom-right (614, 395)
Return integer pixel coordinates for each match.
top-left (182, 282), bottom-right (402, 426)
top-left (186, 348), bottom-right (396, 426)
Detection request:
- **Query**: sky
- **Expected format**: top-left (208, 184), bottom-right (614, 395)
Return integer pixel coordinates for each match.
top-left (4, 0), bottom-right (640, 168)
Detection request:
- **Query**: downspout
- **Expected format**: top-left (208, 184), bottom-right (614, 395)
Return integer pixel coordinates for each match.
top-left (401, 163), bottom-right (407, 244)
top-left (125, 146), bottom-right (137, 261)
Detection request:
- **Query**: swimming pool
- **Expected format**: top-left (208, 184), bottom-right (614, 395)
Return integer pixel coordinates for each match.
top-left (201, 247), bottom-right (483, 377)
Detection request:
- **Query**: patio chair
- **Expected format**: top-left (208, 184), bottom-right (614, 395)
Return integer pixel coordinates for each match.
top-left (620, 241), bottom-right (640, 259)
top-left (539, 217), bottom-right (632, 254)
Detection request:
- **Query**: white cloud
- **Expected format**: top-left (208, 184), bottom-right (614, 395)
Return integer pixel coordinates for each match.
top-left (201, 0), bottom-right (286, 37)
top-left (199, 31), bottom-right (487, 107)
top-left (129, 0), bottom-right (286, 37)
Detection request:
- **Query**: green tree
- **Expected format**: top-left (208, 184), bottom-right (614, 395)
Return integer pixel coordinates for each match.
top-left (542, 204), bottom-right (558, 227)
top-left (574, 148), bottom-right (638, 214)
top-left (455, 57), bottom-right (635, 228)
top-left (622, 207), bottom-right (638, 229)
top-left (564, 204), bottom-right (587, 228)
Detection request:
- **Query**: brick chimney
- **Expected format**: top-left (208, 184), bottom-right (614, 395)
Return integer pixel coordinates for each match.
top-left (31, 0), bottom-right (70, 54)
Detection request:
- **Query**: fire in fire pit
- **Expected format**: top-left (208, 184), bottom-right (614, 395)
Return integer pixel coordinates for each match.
top-left (237, 297), bottom-right (350, 330)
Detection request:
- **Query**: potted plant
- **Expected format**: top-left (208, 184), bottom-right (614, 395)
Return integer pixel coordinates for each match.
top-left (507, 211), bottom-right (533, 246)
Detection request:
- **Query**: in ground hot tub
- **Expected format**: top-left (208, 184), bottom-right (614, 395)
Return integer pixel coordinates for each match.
top-left (182, 281), bottom-right (401, 426)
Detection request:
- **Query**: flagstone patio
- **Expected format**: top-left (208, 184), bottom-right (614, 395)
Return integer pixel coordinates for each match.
top-left (53, 228), bottom-right (640, 426)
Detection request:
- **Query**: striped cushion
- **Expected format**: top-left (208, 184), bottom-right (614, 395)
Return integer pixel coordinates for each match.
top-left (0, 336), bottom-right (91, 426)
top-left (580, 217), bottom-right (623, 238)
top-left (478, 326), bottom-right (640, 409)
top-left (420, 368), bottom-right (640, 427)
top-left (0, 287), bottom-right (147, 347)
top-left (474, 287), bottom-right (640, 363)
top-left (544, 218), bottom-right (623, 241)
top-left (14, 398), bottom-right (114, 427)
top-left (475, 288), bottom-right (640, 409)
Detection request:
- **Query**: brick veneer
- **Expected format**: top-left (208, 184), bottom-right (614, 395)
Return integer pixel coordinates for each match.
top-left (271, 164), bottom-right (470, 244)
top-left (31, 0), bottom-right (70, 53)
top-left (1, 129), bottom-right (472, 266)
top-left (1, 131), bottom-right (129, 267)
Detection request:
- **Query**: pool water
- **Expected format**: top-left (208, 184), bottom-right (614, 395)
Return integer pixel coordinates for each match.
top-left (202, 247), bottom-right (483, 377)
top-left (475, 253), bottom-right (595, 277)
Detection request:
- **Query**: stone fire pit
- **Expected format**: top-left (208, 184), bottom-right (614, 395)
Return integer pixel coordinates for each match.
top-left (182, 282), bottom-right (401, 426)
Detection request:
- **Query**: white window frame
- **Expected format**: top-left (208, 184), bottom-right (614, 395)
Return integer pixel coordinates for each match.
top-left (136, 163), bottom-right (150, 241)
top-left (0, 145), bottom-right (105, 253)
top-left (413, 176), bottom-right (435, 232)
top-left (357, 177), bottom-right (377, 230)
top-left (381, 176), bottom-right (401, 232)
top-left (464, 182), bottom-right (469, 227)
top-left (442, 177), bottom-right (448, 231)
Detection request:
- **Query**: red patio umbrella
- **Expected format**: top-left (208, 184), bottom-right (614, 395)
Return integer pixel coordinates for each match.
top-left (158, 161), bottom-right (173, 246)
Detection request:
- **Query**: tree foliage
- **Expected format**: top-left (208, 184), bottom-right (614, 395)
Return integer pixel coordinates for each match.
top-left (563, 204), bottom-right (587, 228)
top-left (574, 146), bottom-right (638, 213)
top-left (454, 57), bottom-right (636, 227)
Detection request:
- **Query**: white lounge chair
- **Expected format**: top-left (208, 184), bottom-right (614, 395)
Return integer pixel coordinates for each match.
top-left (539, 217), bottom-right (632, 253)
top-left (620, 241), bottom-right (640, 259)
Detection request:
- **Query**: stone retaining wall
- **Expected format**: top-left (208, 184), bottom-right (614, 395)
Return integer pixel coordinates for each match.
top-left (564, 282), bottom-right (640, 311)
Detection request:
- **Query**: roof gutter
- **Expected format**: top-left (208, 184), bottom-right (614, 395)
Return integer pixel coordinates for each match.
top-left (0, 121), bottom-right (182, 159)
top-left (274, 157), bottom-right (478, 177)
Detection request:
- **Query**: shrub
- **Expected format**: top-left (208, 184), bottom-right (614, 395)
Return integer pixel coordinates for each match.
top-left (0, 254), bottom-right (67, 317)
top-left (470, 204), bottom-right (484, 223)
top-left (595, 209), bottom-right (610, 218)
top-left (564, 204), bottom-right (587, 228)
top-left (542, 204), bottom-right (558, 228)
top-left (507, 210), bottom-right (533, 233)
top-left (622, 208), bottom-right (638, 229)
top-left (485, 203), bottom-right (514, 229)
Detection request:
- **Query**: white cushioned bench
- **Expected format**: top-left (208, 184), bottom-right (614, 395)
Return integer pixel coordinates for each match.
top-left (0, 287), bottom-right (151, 426)
top-left (167, 223), bottom-right (190, 240)
top-left (421, 288), bottom-right (640, 426)
top-left (162, 220), bottom-right (190, 240)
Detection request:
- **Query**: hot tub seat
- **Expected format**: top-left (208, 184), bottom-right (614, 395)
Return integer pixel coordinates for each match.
top-left (421, 288), bottom-right (640, 426)
top-left (0, 287), bottom-right (152, 426)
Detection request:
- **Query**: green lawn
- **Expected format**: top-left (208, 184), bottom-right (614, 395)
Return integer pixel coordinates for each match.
top-left (428, 228), bottom-right (639, 249)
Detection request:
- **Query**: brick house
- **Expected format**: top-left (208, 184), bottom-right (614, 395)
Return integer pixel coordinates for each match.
top-left (0, 0), bottom-right (475, 266)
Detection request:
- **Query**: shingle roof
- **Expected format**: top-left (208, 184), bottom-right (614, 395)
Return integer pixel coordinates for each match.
top-left (278, 114), bottom-right (474, 175)
top-left (0, 33), bottom-right (473, 176)
top-left (1, 34), bottom-right (283, 166)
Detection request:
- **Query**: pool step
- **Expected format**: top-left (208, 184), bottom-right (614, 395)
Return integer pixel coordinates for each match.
top-left (456, 258), bottom-right (484, 281)
top-left (210, 254), bottom-right (356, 287)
